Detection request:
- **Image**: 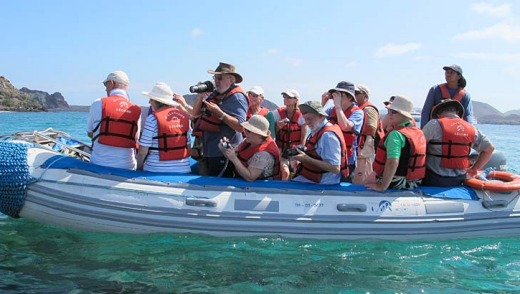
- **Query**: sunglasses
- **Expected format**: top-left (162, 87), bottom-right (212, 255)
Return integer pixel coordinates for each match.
top-left (388, 109), bottom-right (399, 115)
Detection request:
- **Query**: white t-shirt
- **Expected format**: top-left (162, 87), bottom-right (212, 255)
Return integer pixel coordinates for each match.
top-left (87, 90), bottom-right (140, 170)
top-left (139, 114), bottom-right (191, 173)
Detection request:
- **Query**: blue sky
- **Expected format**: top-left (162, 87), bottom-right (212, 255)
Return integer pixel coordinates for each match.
top-left (2, 0), bottom-right (520, 112)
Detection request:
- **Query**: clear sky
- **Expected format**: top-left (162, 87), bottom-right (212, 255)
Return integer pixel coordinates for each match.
top-left (2, 0), bottom-right (520, 112)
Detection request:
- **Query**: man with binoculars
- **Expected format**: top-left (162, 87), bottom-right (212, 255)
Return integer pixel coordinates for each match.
top-left (191, 62), bottom-right (249, 176)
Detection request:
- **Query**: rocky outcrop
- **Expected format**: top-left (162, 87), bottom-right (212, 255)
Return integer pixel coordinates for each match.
top-left (0, 76), bottom-right (46, 111)
top-left (20, 87), bottom-right (69, 110)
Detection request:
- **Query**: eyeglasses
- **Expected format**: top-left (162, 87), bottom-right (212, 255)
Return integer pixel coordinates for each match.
top-left (213, 75), bottom-right (230, 81)
top-left (103, 80), bottom-right (112, 87)
top-left (248, 93), bottom-right (260, 98)
top-left (282, 94), bottom-right (297, 99)
top-left (388, 109), bottom-right (399, 115)
top-left (355, 91), bottom-right (365, 95)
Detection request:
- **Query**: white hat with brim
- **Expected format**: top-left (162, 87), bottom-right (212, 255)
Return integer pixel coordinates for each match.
top-left (386, 95), bottom-right (414, 120)
top-left (241, 114), bottom-right (270, 137)
top-left (142, 82), bottom-right (179, 107)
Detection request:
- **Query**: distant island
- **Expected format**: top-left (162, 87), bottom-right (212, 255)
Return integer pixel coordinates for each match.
top-left (1, 74), bottom-right (519, 124)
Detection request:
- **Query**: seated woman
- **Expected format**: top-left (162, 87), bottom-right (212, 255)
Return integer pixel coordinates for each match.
top-left (219, 115), bottom-right (281, 181)
top-left (136, 82), bottom-right (191, 173)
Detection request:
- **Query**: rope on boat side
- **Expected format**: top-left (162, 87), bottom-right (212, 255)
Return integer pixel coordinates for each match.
top-left (0, 141), bottom-right (33, 218)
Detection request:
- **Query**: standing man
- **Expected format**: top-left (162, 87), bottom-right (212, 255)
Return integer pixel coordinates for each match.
top-left (366, 96), bottom-right (426, 191)
top-left (354, 84), bottom-right (385, 152)
top-left (87, 70), bottom-right (141, 169)
top-left (192, 62), bottom-right (249, 176)
top-left (323, 81), bottom-right (364, 180)
top-left (292, 101), bottom-right (348, 185)
top-left (421, 64), bottom-right (476, 128)
top-left (422, 99), bottom-right (494, 187)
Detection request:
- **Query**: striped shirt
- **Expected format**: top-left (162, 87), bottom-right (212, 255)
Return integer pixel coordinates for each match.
top-left (139, 114), bottom-right (191, 173)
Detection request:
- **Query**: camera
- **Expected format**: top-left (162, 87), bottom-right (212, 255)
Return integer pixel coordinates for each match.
top-left (283, 145), bottom-right (307, 157)
top-left (189, 80), bottom-right (215, 93)
top-left (221, 140), bottom-right (232, 149)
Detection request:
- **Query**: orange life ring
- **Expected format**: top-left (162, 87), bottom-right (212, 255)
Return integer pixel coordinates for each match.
top-left (464, 171), bottom-right (520, 192)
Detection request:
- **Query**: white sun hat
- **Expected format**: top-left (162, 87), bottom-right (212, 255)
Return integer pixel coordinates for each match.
top-left (142, 82), bottom-right (179, 107)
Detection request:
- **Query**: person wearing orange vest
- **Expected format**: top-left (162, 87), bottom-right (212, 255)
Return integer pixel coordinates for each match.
top-left (421, 64), bottom-right (476, 128)
top-left (220, 115), bottom-right (281, 181)
top-left (246, 86), bottom-right (275, 139)
top-left (87, 70), bottom-right (141, 170)
top-left (292, 101), bottom-right (349, 185)
top-left (191, 62), bottom-right (249, 177)
top-left (422, 99), bottom-right (494, 187)
top-left (366, 96), bottom-right (426, 191)
top-left (136, 82), bottom-right (192, 173)
top-left (322, 81), bottom-right (364, 181)
top-left (354, 84), bottom-right (385, 152)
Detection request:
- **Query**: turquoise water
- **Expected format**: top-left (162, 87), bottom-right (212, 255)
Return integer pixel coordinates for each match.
top-left (1, 112), bottom-right (520, 293)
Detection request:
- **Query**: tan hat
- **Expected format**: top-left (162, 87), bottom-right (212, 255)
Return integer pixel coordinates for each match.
top-left (386, 95), bottom-right (414, 119)
top-left (241, 114), bottom-right (270, 137)
top-left (208, 62), bottom-right (243, 83)
top-left (431, 99), bottom-right (465, 119)
top-left (299, 100), bottom-right (328, 116)
top-left (102, 70), bottom-right (129, 86)
top-left (142, 82), bottom-right (180, 107)
top-left (355, 84), bottom-right (370, 97)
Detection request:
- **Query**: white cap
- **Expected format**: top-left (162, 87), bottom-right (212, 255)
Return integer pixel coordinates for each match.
top-left (248, 86), bottom-right (264, 96)
top-left (102, 70), bottom-right (129, 86)
top-left (281, 89), bottom-right (300, 99)
top-left (355, 84), bottom-right (371, 97)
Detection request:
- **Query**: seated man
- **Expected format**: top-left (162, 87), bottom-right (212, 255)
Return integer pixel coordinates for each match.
top-left (291, 101), bottom-right (348, 185)
top-left (421, 99), bottom-right (495, 187)
top-left (366, 96), bottom-right (426, 191)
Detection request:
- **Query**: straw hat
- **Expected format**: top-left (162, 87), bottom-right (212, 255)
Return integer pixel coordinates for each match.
top-left (141, 82), bottom-right (179, 107)
top-left (386, 95), bottom-right (414, 119)
top-left (208, 62), bottom-right (243, 83)
top-left (241, 114), bottom-right (270, 137)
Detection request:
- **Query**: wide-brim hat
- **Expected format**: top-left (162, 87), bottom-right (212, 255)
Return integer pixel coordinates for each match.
top-left (431, 99), bottom-right (465, 119)
top-left (241, 114), bottom-right (270, 137)
top-left (299, 100), bottom-right (328, 116)
top-left (142, 82), bottom-right (179, 107)
top-left (443, 64), bottom-right (466, 88)
top-left (208, 62), bottom-right (243, 83)
top-left (328, 81), bottom-right (355, 98)
top-left (386, 95), bottom-right (413, 120)
top-left (383, 96), bottom-right (396, 106)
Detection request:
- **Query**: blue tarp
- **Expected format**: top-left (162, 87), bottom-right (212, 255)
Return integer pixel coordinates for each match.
top-left (41, 155), bottom-right (478, 200)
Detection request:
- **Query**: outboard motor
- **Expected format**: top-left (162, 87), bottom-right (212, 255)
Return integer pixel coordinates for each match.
top-left (469, 149), bottom-right (507, 171)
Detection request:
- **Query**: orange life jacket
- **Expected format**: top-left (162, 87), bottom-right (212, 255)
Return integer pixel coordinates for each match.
top-left (149, 107), bottom-right (190, 161)
top-left (373, 125), bottom-right (426, 181)
top-left (92, 96), bottom-right (141, 148)
top-left (357, 101), bottom-right (385, 150)
top-left (275, 107), bottom-right (303, 151)
top-left (195, 85), bottom-right (248, 133)
top-left (427, 117), bottom-right (475, 169)
top-left (236, 136), bottom-right (282, 180)
top-left (247, 106), bottom-right (269, 120)
top-left (297, 124), bottom-right (349, 183)
top-left (328, 105), bottom-right (360, 158)
top-left (439, 83), bottom-right (466, 101)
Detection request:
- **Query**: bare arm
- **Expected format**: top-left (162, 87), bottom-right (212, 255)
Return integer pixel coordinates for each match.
top-left (136, 146), bottom-right (149, 170)
top-left (467, 144), bottom-right (495, 177)
top-left (292, 149), bottom-right (340, 174)
top-left (365, 158), bottom-right (399, 191)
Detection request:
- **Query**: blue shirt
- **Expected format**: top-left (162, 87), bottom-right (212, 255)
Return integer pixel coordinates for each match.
top-left (421, 84), bottom-right (476, 128)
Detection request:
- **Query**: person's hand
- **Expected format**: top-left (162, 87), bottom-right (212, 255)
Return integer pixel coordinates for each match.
top-left (365, 182), bottom-right (386, 192)
top-left (276, 118), bottom-right (289, 130)
top-left (173, 93), bottom-right (187, 106)
top-left (321, 92), bottom-right (331, 106)
top-left (203, 100), bottom-right (224, 117)
top-left (332, 92), bottom-right (342, 109)
top-left (290, 147), bottom-right (307, 162)
top-left (467, 167), bottom-right (478, 178)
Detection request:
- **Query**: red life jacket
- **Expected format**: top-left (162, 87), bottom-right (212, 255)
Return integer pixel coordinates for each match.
top-left (275, 107), bottom-right (303, 150)
top-left (236, 136), bottom-right (281, 180)
top-left (92, 96), bottom-right (141, 148)
top-left (357, 101), bottom-right (385, 150)
top-left (328, 105), bottom-right (361, 158)
top-left (247, 106), bottom-right (269, 120)
top-left (195, 85), bottom-right (248, 133)
top-left (149, 107), bottom-right (190, 161)
top-left (373, 125), bottom-right (426, 181)
top-left (439, 83), bottom-right (466, 101)
top-left (297, 124), bottom-right (348, 183)
top-left (427, 117), bottom-right (475, 169)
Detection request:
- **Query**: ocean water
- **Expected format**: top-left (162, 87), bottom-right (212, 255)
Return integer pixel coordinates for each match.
top-left (1, 111), bottom-right (520, 293)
